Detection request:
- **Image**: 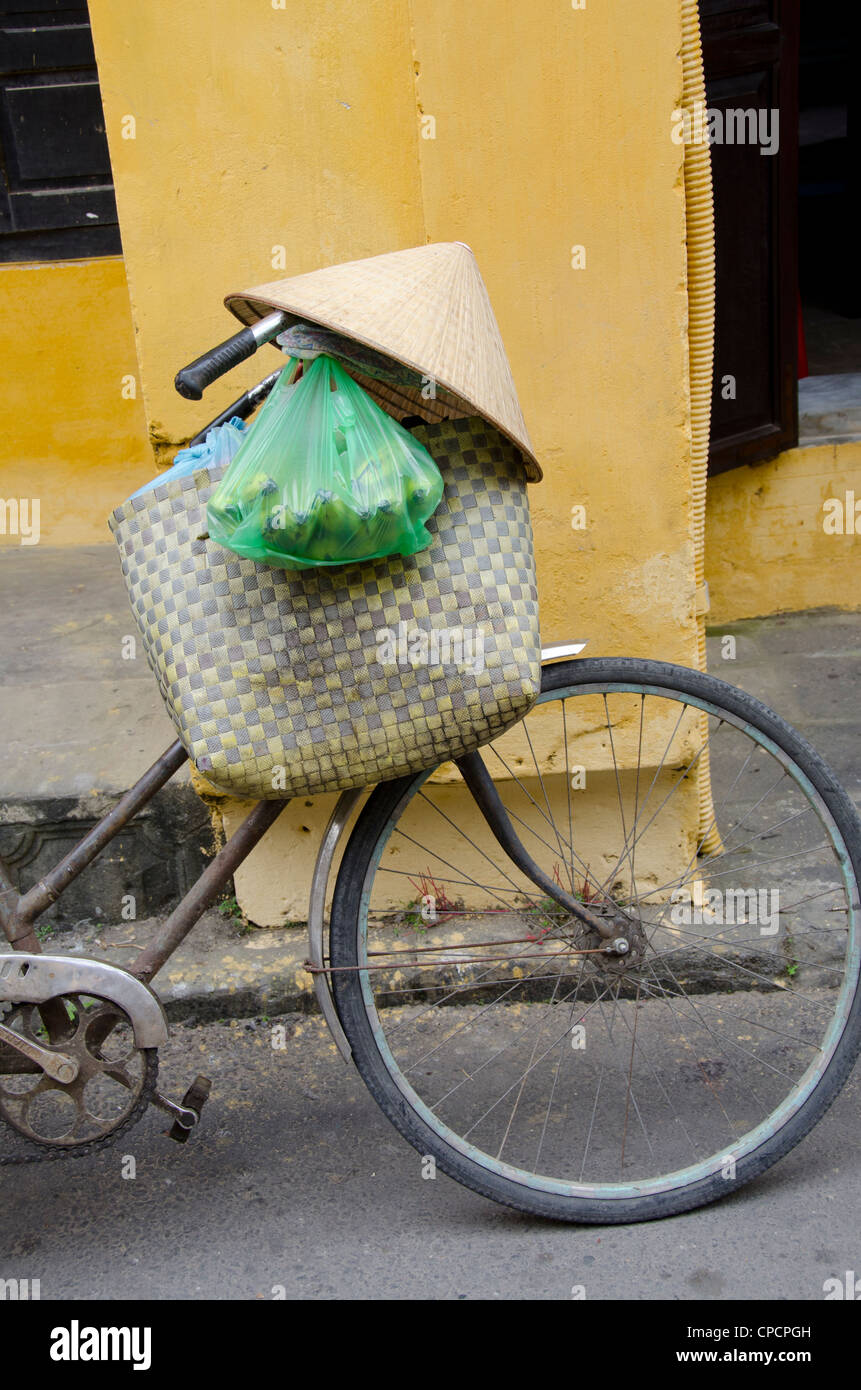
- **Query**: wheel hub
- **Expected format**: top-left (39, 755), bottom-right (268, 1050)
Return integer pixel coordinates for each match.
top-left (590, 909), bottom-right (648, 974)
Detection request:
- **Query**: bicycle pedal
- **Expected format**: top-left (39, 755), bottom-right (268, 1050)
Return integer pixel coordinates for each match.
top-left (155, 1075), bottom-right (212, 1144)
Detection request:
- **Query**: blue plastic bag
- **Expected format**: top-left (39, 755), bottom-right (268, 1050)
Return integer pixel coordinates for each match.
top-left (126, 417), bottom-right (248, 502)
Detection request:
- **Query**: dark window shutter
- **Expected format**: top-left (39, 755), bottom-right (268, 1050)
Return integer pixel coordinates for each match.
top-left (0, 0), bottom-right (121, 261)
top-left (700, 0), bottom-right (799, 473)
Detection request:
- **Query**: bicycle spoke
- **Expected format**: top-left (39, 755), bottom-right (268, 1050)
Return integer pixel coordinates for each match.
top-left (336, 663), bottom-right (860, 1209)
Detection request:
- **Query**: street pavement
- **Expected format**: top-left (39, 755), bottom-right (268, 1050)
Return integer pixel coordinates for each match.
top-left (1, 1008), bottom-right (858, 1300)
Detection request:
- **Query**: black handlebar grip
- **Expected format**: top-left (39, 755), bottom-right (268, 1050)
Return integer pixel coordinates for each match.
top-left (174, 326), bottom-right (259, 400)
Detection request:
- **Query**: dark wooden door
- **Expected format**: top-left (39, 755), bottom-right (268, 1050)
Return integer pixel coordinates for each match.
top-left (0, 0), bottom-right (120, 261)
top-left (700, 0), bottom-right (799, 473)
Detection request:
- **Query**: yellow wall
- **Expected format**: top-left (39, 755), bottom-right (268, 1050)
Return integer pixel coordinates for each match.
top-left (409, 1), bottom-right (697, 662)
top-left (87, 0), bottom-right (698, 923)
top-left (88, 0), bottom-right (696, 665)
top-left (88, 0), bottom-right (426, 468)
top-left (706, 442), bottom-right (861, 623)
top-left (0, 258), bottom-right (154, 545)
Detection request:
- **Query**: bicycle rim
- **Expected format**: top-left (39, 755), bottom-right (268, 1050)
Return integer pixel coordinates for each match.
top-left (330, 660), bottom-right (861, 1219)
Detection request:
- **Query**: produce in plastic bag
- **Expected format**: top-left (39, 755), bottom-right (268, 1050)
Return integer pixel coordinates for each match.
top-left (126, 417), bottom-right (248, 501)
top-left (206, 354), bottom-right (443, 568)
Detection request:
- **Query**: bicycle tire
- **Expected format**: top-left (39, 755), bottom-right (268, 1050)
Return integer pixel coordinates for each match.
top-left (330, 659), bottom-right (861, 1223)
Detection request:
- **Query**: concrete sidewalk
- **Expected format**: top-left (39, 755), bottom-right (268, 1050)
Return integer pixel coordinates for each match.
top-left (1, 545), bottom-right (179, 800)
top-left (0, 545), bottom-right (215, 929)
top-left (1, 543), bottom-right (858, 1023)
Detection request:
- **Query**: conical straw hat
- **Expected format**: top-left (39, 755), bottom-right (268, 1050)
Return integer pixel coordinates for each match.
top-left (225, 242), bottom-right (541, 481)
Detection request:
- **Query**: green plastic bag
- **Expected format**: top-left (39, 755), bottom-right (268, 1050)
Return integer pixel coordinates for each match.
top-left (207, 354), bottom-right (444, 569)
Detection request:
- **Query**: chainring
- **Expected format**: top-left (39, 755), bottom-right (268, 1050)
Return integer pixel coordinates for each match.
top-left (0, 993), bottom-right (157, 1165)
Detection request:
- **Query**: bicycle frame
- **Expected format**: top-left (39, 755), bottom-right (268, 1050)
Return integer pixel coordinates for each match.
top-left (0, 339), bottom-right (592, 1061)
top-left (0, 642), bottom-right (590, 1061)
top-left (0, 741), bottom-right (282, 971)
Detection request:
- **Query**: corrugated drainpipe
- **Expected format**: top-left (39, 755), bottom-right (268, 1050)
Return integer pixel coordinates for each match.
top-left (681, 0), bottom-right (722, 855)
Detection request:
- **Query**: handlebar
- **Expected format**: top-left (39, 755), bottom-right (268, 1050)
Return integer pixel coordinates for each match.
top-left (174, 311), bottom-right (288, 400)
top-left (188, 370), bottom-right (282, 446)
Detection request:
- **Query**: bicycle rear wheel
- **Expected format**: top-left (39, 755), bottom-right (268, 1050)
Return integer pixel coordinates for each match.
top-left (330, 659), bottom-right (861, 1222)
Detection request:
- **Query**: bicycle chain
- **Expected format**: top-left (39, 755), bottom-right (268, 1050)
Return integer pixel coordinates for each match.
top-left (0, 1049), bottom-right (159, 1167)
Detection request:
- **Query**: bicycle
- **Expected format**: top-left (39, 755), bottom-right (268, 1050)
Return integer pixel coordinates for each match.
top-left (1, 314), bottom-right (859, 1226)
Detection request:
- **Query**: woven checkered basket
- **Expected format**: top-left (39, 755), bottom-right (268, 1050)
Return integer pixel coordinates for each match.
top-left (109, 417), bottom-right (541, 800)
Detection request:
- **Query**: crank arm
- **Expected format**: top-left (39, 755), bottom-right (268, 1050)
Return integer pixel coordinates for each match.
top-left (150, 1075), bottom-right (211, 1144)
top-left (455, 750), bottom-right (618, 939)
top-left (0, 1019), bottom-right (78, 1083)
top-left (150, 1092), bottom-right (198, 1130)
